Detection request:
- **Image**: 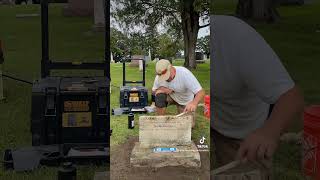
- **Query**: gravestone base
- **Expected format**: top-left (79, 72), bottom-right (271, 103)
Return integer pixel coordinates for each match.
top-left (130, 142), bottom-right (201, 168)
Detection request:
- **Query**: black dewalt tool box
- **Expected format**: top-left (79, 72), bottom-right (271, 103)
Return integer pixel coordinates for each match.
top-left (26, 0), bottom-right (109, 166)
top-left (3, 0), bottom-right (110, 171)
top-left (31, 77), bottom-right (109, 146)
top-left (119, 58), bottom-right (148, 110)
top-left (120, 86), bottom-right (148, 108)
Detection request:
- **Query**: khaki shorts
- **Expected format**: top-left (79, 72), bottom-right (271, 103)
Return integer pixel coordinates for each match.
top-left (166, 95), bottom-right (185, 113)
top-left (210, 128), bottom-right (273, 179)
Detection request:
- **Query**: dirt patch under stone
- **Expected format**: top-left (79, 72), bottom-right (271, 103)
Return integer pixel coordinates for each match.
top-left (110, 136), bottom-right (210, 180)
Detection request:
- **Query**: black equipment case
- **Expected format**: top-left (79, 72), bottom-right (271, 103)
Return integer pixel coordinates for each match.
top-left (31, 77), bottom-right (109, 146)
top-left (119, 58), bottom-right (148, 109)
top-left (30, 0), bottom-right (110, 157)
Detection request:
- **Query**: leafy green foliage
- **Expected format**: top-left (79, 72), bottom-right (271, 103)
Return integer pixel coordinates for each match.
top-left (111, 0), bottom-right (210, 68)
top-left (111, 28), bottom-right (128, 61)
top-left (196, 35), bottom-right (210, 55)
top-left (156, 34), bottom-right (183, 59)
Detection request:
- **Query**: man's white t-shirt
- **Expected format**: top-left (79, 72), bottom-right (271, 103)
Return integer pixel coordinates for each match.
top-left (211, 15), bottom-right (295, 139)
top-left (152, 66), bottom-right (202, 106)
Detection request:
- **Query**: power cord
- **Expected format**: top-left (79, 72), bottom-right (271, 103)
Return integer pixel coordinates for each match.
top-left (2, 72), bottom-right (33, 85)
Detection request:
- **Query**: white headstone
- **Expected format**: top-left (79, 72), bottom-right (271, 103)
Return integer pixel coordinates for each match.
top-left (148, 49), bottom-right (151, 61)
top-left (130, 115), bottom-right (201, 168)
top-left (139, 115), bottom-right (192, 146)
top-left (94, 0), bottom-right (105, 28)
top-left (138, 59), bottom-right (143, 71)
top-left (110, 52), bottom-right (114, 63)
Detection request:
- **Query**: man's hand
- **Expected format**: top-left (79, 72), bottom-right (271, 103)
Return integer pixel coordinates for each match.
top-left (236, 127), bottom-right (280, 163)
top-left (156, 86), bottom-right (173, 95)
top-left (184, 101), bottom-right (197, 112)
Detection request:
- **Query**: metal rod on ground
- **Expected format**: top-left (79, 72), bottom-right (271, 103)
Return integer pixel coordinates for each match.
top-left (0, 64), bottom-right (4, 101)
top-left (0, 40), bottom-right (5, 101)
top-left (2, 74), bottom-right (33, 85)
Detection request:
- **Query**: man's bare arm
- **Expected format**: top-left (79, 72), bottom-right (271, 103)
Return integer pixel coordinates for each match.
top-left (237, 85), bottom-right (304, 162)
top-left (193, 89), bottom-right (205, 105)
top-left (184, 89), bottom-right (205, 112)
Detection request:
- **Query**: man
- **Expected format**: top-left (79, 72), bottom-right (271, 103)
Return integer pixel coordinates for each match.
top-left (152, 59), bottom-right (205, 127)
top-left (211, 15), bottom-right (304, 177)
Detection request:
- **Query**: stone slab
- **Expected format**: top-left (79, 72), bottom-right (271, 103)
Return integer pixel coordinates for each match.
top-left (63, 0), bottom-right (93, 17)
top-left (130, 142), bottom-right (201, 168)
top-left (129, 55), bottom-right (149, 67)
top-left (139, 115), bottom-right (192, 146)
top-left (94, 0), bottom-right (105, 24)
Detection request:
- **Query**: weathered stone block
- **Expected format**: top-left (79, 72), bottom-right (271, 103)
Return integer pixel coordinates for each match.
top-left (63, 0), bottom-right (93, 17)
top-left (130, 115), bottom-right (200, 168)
top-left (130, 142), bottom-right (201, 168)
top-left (139, 115), bottom-right (192, 146)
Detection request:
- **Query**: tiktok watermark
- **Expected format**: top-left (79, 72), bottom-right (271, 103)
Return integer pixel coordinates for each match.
top-left (197, 135), bottom-right (209, 151)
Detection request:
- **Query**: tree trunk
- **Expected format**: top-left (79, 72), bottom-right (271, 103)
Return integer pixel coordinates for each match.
top-left (236, 0), bottom-right (279, 22)
top-left (181, 0), bottom-right (199, 69)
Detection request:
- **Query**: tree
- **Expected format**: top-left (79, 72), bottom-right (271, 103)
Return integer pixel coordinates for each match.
top-left (196, 35), bottom-right (209, 58)
top-left (127, 32), bottom-right (148, 55)
top-left (236, 0), bottom-right (280, 22)
top-left (112, 0), bottom-right (210, 69)
top-left (157, 34), bottom-right (183, 59)
top-left (110, 28), bottom-right (129, 62)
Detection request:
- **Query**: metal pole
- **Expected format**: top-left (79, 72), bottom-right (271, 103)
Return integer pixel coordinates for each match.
top-left (0, 40), bottom-right (5, 101)
top-left (41, 0), bottom-right (49, 78)
top-left (122, 61), bottom-right (126, 86)
top-left (104, 0), bottom-right (110, 78)
top-left (142, 59), bottom-right (145, 86)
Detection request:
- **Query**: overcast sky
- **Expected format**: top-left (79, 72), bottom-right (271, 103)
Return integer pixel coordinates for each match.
top-left (111, 16), bottom-right (210, 38)
top-left (110, 1), bottom-right (210, 38)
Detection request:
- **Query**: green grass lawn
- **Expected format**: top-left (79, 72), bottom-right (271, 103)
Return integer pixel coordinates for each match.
top-left (213, 0), bottom-right (320, 179)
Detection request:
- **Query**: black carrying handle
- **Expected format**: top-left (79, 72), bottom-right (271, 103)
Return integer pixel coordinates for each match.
top-left (40, 0), bottom-right (110, 78)
top-left (122, 58), bottom-right (146, 87)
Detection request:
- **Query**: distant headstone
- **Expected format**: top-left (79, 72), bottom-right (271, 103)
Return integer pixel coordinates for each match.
top-left (0, 0), bottom-right (14, 5)
top-left (196, 52), bottom-right (204, 60)
top-left (93, 0), bottom-right (105, 31)
top-left (63, 0), bottom-right (94, 17)
top-left (130, 55), bottom-right (145, 67)
top-left (110, 52), bottom-right (114, 63)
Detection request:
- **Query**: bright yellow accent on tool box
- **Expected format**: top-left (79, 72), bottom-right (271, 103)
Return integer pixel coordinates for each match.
top-left (64, 101), bottom-right (90, 112)
top-left (62, 112), bottom-right (92, 127)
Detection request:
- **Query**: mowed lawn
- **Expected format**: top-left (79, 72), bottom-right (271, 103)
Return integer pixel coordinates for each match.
top-left (213, 0), bottom-right (320, 179)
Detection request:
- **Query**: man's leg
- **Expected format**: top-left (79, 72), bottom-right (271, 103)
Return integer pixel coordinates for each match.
top-left (211, 128), bottom-right (273, 178)
top-left (155, 93), bottom-right (168, 115)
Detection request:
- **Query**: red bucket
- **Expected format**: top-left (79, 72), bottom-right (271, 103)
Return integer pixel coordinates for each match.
top-left (204, 95), bottom-right (210, 119)
top-left (303, 105), bottom-right (320, 179)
